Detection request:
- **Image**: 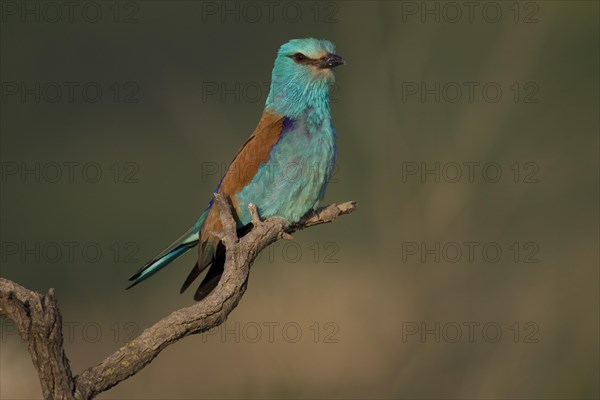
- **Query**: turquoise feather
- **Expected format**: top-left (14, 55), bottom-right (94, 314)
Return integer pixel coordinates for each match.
top-left (128, 38), bottom-right (343, 295)
top-left (236, 116), bottom-right (336, 224)
top-left (238, 38), bottom-right (339, 223)
top-left (126, 209), bottom-right (207, 288)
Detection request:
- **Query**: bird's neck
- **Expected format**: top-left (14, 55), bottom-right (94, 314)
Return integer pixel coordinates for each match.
top-left (266, 78), bottom-right (332, 128)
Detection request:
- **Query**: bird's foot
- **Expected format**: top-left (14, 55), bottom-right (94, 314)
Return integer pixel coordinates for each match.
top-left (248, 203), bottom-right (293, 240)
top-left (248, 203), bottom-right (262, 226)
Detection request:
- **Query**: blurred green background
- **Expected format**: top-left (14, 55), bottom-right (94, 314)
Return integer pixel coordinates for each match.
top-left (1, 1), bottom-right (598, 399)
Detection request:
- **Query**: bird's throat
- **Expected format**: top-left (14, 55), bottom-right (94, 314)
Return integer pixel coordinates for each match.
top-left (266, 77), bottom-right (332, 126)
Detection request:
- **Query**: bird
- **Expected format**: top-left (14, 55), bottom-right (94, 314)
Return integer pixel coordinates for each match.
top-left (127, 38), bottom-right (345, 301)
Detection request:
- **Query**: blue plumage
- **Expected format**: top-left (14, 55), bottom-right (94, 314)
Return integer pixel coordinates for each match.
top-left (236, 115), bottom-right (336, 224)
top-left (128, 38), bottom-right (344, 299)
top-left (126, 209), bottom-right (208, 288)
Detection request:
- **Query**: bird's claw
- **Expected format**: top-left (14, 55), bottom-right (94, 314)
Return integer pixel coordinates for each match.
top-left (248, 203), bottom-right (262, 226)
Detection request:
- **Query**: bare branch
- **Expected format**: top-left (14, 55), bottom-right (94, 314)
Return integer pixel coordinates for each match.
top-left (0, 280), bottom-right (76, 399)
top-left (0, 199), bottom-right (357, 400)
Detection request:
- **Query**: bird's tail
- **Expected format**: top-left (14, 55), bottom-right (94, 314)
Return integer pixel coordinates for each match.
top-left (126, 209), bottom-right (209, 289)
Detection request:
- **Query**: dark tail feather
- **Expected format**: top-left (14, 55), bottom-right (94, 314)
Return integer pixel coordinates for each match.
top-left (183, 224), bottom-right (253, 301)
top-left (194, 245), bottom-right (225, 301)
top-left (180, 262), bottom-right (202, 294)
top-left (180, 240), bottom-right (221, 294)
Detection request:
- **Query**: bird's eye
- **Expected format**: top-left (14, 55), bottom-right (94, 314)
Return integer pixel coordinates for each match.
top-left (293, 53), bottom-right (307, 62)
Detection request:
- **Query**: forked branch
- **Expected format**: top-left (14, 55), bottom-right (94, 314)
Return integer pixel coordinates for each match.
top-left (0, 195), bottom-right (357, 399)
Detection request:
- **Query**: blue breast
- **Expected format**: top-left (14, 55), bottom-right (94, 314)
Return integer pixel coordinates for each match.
top-left (236, 115), bottom-right (336, 224)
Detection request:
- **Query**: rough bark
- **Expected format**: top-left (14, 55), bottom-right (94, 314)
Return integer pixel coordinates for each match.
top-left (0, 282), bottom-right (76, 399)
top-left (0, 195), bottom-right (357, 400)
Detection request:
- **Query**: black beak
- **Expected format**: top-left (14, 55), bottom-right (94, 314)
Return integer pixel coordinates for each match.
top-left (318, 53), bottom-right (346, 69)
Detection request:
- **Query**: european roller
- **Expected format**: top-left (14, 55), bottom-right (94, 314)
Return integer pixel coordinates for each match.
top-left (127, 38), bottom-right (345, 301)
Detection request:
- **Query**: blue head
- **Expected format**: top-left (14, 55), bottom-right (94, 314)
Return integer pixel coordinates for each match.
top-left (266, 38), bottom-right (345, 120)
